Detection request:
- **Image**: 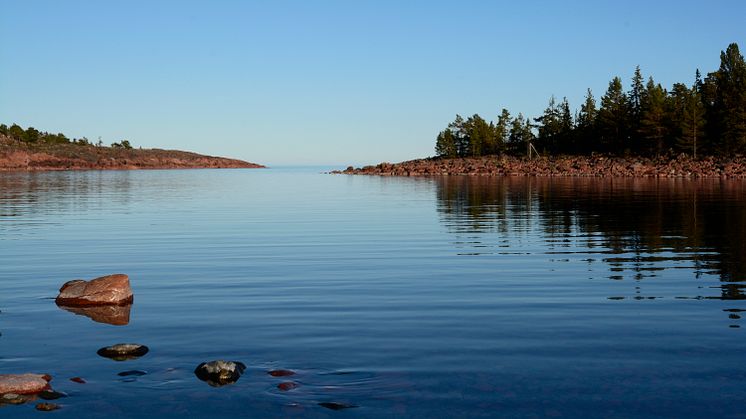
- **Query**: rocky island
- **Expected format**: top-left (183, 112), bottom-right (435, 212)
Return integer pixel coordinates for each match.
top-left (0, 128), bottom-right (263, 171)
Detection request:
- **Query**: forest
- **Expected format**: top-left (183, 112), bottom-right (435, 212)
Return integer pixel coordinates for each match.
top-left (0, 123), bottom-right (132, 149)
top-left (435, 43), bottom-right (746, 159)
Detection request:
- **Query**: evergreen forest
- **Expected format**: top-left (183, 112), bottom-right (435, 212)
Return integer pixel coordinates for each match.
top-left (435, 43), bottom-right (746, 159)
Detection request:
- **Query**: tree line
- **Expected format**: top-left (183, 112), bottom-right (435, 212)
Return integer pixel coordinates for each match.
top-left (0, 123), bottom-right (133, 149)
top-left (435, 43), bottom-right (746, 158)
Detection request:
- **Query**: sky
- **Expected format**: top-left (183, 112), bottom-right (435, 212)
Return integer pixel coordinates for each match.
top-left (1, 1), bottom-right (744, 166)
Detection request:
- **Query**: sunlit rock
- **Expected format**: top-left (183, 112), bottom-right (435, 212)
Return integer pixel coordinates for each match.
top-left (194, 360), bottom-right (246, 387)
top-left (57, 303), bottom-right (131, 325)
top-left (97, 343), bottom-right (149, 361)
top-left (0, 374), bottom-right (52, 395)
top-left (55, 274), bottom-right (133, 306)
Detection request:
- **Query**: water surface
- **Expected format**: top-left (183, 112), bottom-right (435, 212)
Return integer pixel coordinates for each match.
top-left (1, 169), bottom-right (744, 418)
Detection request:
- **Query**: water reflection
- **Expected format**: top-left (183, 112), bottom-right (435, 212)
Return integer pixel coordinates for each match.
top-left (56, 303), bottom-right (132, 325)
top-left (435, 177), bottom-right (746, 298)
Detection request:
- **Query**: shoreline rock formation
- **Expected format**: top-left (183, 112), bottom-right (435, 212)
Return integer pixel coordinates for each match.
top-left (335, 155), bottom-right (746, 178)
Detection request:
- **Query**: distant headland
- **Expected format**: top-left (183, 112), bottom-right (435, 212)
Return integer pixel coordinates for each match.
top-left (0, 124), bottom-right (264, 171)
top-left (338, 43), bottom-right (746, 178)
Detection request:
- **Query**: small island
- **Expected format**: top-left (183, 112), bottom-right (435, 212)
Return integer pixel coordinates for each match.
top-left (338, 43), bottom-right (746, 178)
top-left (0, 125), bottom-right (263, 171)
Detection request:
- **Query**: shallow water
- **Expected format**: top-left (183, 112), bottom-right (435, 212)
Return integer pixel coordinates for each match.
top-left (1, 169), bottom-right (745, 418)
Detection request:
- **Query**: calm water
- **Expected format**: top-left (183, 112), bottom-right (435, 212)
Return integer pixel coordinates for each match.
top-left (1, 168), bottom-right (745, 418)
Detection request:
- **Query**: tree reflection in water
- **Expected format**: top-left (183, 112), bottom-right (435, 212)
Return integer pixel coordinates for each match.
top-left (435, 177), bottom-right (746, 310)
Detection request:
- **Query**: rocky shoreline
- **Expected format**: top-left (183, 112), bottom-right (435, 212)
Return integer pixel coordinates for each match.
top-left (335, 155), bottom-right (746, 178)
top-left (0, 134), bottom-right (263, 171)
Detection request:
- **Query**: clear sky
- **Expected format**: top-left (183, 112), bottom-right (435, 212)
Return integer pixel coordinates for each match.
top-left (1, 1), bottom-right (744, 166)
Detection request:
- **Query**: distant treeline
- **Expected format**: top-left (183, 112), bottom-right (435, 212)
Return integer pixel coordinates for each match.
top-left (435, 43), bottom-right (746, 158)
top-left (0, 123), bottom-right (133, 149)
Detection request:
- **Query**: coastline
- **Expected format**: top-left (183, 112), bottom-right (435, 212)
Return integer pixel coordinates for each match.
top-left (334, 155), bottom-right (746, 178)
top-left (0, 135), bottom-right (264, 171)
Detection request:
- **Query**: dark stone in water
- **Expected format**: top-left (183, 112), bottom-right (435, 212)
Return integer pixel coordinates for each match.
top-left (268, 369), bottom-right (296, 377)
top-left (117, 370), bottom-right (147, 377)
top-left (194, 361), bottom-right (246, 387)
top-left (38, 390), bottom-right (67, 400)
top-left (319, 402), bottom-right (358, 410)
top-left (69, 377), bottom-right (86, 384)
top-left (97, 344), bottom-right (149, 361)
top-left (35, 402), bottom-right (61, 411)
top-left (277, 381), bottom-right (298, 391)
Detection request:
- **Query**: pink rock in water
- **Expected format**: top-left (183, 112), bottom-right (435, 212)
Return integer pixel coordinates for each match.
top-left (55, 274), bottom-right (133, 306)
top-left (0, 374), bottom-right (52, 395)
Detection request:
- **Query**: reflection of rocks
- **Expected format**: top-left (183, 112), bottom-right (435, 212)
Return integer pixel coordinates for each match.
top-left (194, 361), bottom-right (246, 387)
top-left (57, 304), bottom-right (131, 325)
top-left (97, 344), bottom-right (149, 361)
top-left (55, 274), bottom-right (133, 306)
top-left (0, 374), bottom-right (52, 395)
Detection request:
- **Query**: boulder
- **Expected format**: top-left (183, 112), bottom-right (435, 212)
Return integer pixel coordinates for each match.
top-left (194, 361), bottom-right (246, 387)
top-left (55, 274), bottom-right (133, 306)
top-left (0, 374), bottom-right (52, 395)
top-left (97, 343), bottom-right (149, 361)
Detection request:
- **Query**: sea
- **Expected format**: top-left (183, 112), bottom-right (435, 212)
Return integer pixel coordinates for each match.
top-left (1, 167), bottom-right (744, 418)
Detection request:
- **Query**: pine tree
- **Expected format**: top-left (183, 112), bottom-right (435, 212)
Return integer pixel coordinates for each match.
top-left (534, 96), bottom-right (562, 153)
top-left (714, 43), bottom-right (746, 154)
top-left (679, 85), bottom-right (705, 157)
top-left (629, 66), bottom-right (645, 129)
top-left (576, 89), bottom-right (597, 154)
top-left (598, 77), bottom-right (629, 153)
top-left (639, 77), bottom-right (668, 156)
top-left (435, 130), bottom-right (457, 157)
top-left (493, 108), bottom-right (511, 155)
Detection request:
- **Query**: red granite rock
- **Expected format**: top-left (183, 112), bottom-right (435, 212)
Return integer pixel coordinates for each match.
top-left (0, 374), bottom-right (52, 395)
top-left (55, 274), bottom-right (133, 306)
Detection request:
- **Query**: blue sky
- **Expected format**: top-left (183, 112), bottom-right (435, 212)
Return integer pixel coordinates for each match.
top-left (1, 1), bottom-right (744, 166)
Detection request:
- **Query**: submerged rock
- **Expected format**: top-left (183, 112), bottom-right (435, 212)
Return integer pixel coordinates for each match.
top-left (268, 369), bottom-right (296, 377)
top-left (97, 343), bottom-right (149, 361)
top-left (57, 303), bottom-right (132, 325)
top-left (35, 402), bottom-right (60, 411)
top-left (277, 382), bottom-right (298, 391)
top-left (0, 374), bottom-right (52, 395)
top-left (69, 377), bottom-right (86, 384)
top-left (117, 370), bottom-right (147, 377)
top-left (38, 390), bottom-right (67, 400)
top-left (2, 393), bottom-right (27, 405)
top-left (194, 361), bottom-right (246, 387)
top-left (318, 402), bottom-right (358, 410)
top-left (55, 274), bottom-right (133, 306)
